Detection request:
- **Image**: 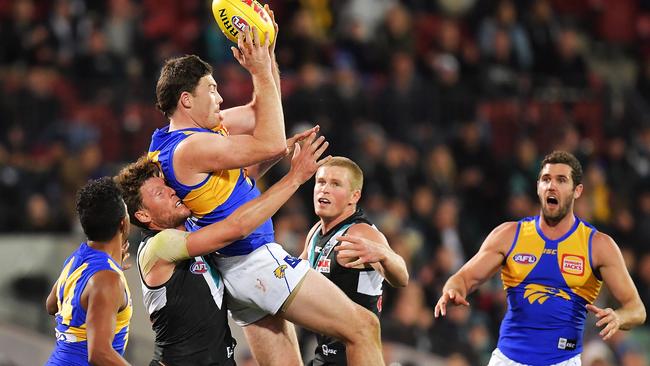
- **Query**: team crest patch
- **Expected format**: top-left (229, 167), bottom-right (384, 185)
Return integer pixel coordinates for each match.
top-left (524, 283), bottom-right (571, 304)
top-left (316, 258), bottom-right (331, 273)
top-left (273, 264), bottom-right (288, 279)
top-left (283, 255), bottom-right (301, 268)
top-left (513, 253), bottom-right (537, 264)
top-left (190, 261), bottom-right (208, 274)
top-left (561, 254), bottom-right (585, 276)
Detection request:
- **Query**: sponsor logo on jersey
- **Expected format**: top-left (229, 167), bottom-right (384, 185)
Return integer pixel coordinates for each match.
top-left (513, 253), bottom-right (537, 264)
top-left (283, 255), bottom-right (301, 268)
top-left (231, 16), bottom-right (249, 32)
top-left (190, 261), bottom-right (208, 274)
top-left (316, 258), bottom-right (330, 273)
top-left (524, 283), bottom-right (571, 304)
top-left (557, 337), bottom-right (577, 350)
top-left (322, 344), bottom-right (338, 356)
top-left (561, 254), bottom-right (585, 276)
top-left (273, 264), bottom-right (288, 279)
top-left (377, 295), bottom-right (383, 313)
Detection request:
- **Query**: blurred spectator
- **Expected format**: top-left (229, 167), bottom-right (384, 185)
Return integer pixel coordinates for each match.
top-left (478, 0), bottom-right (532, 70)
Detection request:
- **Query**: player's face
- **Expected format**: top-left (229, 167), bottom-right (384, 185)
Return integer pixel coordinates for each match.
top-left (139, 177), bottom-right (191, 229)
top-left (537, 163), bottom-right (583, 225)
top-left (190, 75), bottom-right (223, 129)
top-left (313, 166), bottom-right (359, 220)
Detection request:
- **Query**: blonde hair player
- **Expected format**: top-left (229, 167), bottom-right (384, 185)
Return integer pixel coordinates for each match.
top-left (301, 156), bottom-right (409, 365)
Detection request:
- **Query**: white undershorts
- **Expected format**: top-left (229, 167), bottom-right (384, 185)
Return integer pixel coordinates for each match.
top-left (488, 348), bottom-right (581, 366)
top-left (213, 243), bottom-right (310, 326)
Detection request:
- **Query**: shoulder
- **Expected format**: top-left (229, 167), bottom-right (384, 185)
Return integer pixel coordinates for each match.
top-left (590, 231), bottom-right (620, 267)
top-left (482, 221), bottom-right (519, 253)
top-left (490, 221), bottom-right (519, 240)
top-left (346, 223), bottom-right (386, 243)
top-left (139, 229), bottom-right (189, 261)
top-left (87, 270), bottom-right (123, 292)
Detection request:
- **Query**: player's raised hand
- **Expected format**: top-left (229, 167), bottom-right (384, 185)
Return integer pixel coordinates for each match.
top-left (586, 304), bottom-right (621, 340)
top-left (264, 4), bottom-right (279, 56)
top-left (231, 27), bottom-right (272, 76)
top-left (334, 235), bottom-right (387, 268)
top-left (288, 132), bottom-right (330, 184)
top-left (286, 125), bottom-right (320, 156)
top-left (434, 289), bottom-right (469, 318)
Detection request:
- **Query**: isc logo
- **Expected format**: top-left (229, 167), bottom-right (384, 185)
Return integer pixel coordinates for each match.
top-left (231, 16), bottom-right (249, 32)
top-left (513, 253), bottom-right (537, 264)
top-left (191, 261), bottom-right (208, 274)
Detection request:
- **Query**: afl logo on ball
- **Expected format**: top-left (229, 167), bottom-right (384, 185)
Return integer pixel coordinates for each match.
top-left (191, 261), bottom-right (208, 274)
top-left (513, 253), bottom-right (537, 264)
top-left (232, 16), bottom-right (249, 32)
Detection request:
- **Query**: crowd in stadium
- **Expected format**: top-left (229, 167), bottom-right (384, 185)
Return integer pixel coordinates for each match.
top-left (0, 0), bottom-right (649, 365)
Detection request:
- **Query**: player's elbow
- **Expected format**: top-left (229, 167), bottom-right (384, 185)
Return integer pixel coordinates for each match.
top-left (87, 346), bottom-right (112, 365)
top-left (231, 219), bottom-right (254, 242)
top-left (268, 142), bottom-right (288, 158)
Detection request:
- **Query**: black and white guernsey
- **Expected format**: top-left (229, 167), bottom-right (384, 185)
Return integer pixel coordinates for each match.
top-left (306, 209), bottom-right (384, 366)
top-left (137, 229), bottom-right (236, 366)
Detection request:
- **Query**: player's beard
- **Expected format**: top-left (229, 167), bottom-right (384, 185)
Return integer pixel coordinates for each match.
top-left (541, 199), bottom-right (572, 227)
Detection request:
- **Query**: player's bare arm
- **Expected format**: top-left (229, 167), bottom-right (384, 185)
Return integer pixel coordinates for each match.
top-left (46, 282), bottom-right (58, 316)
top-left (187, 133), bottom-right (329, 255)
top-left (84, 271), bottom-right (130, 366)
top-left (334, 223), bottom-right (409, 287)
top-left (174, 28), bottom-right (286, 180)
top-left (142, 134), bottom-right (330, 287)
top-left (246, 125), bottom-right (320, 180)
top-left (435, 221), bottom-right (516, 317)
top-left (586, 232), bottom-right (646, 340)
top-left (221, 5), bottom-right (281, 136)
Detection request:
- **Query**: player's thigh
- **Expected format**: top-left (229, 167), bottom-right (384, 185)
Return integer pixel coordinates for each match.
top-left (242, 314), bottom-right (301, 366)
top-left (281, 269), bottom-right (372, 339)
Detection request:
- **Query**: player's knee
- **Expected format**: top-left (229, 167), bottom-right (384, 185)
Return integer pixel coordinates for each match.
top-left (347, 306), bottom-right (380, 343)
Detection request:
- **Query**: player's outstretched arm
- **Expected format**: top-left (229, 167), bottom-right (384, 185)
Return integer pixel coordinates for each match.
top-left (220, 4), bottom-right (281, 136)
top-left (85, 271), bottom-right (131, 366)
top-left (246, 125), bottom-right (320, 180)
top-left (176, 28), bottom-right (286, 173)
top-left (434, 221), bottom-right (515, 317)
top-left (186, 133), bottom-right (330, 256)
top-left (587, 233), bottom-right (646, 341)
top-left (334, 225), bottom-right (409, 287)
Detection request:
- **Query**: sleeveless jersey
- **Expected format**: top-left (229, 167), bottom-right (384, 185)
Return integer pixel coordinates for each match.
top-left (305, 209), bottom-right (383, 365)
top-left (46, 242), bottom-right (132, 366)
top-left (498, 215), bottom-right (602, 365)
top-left (148, 126), bottom-right (274, 256)
top-left (138, 230), bottom-right (236, 366)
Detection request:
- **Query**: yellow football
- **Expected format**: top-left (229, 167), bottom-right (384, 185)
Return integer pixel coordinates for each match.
top-left (211, 0), bottom-right (275, 44)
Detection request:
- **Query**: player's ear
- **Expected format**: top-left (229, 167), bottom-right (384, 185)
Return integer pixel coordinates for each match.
top-left (134, 209), bottom-right (152, 225)
top-left (179, 91), bottom-right (192, 109)
top-left (350, 189), bottom-right (361, 205)
top-left (573, 183), bottom-right (583, 199)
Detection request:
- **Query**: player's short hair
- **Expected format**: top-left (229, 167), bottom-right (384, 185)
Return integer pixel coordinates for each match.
top-left (114, 155), bottom-right (160, 229)
top-left (156, 54), bottom-right (212, 118)
top-left (540, 150), bottom-right (583, 188)
top-left (76, 177), bottom-right (126, 242)
top-left (322, 156), bottom-right (364, 191)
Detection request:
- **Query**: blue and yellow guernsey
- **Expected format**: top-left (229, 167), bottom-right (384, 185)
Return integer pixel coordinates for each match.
top-left (46, 242), bottom-right (132, 366)
top-left (148, 126), bottom-right (274, 256)
top-left (498, 215), bottom-right (602, 365)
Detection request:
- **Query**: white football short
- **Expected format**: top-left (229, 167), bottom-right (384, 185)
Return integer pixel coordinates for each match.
top-left (488, 348), bottom-right (581, 366)
top-left (213, 242), bottom-right (310, 326)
